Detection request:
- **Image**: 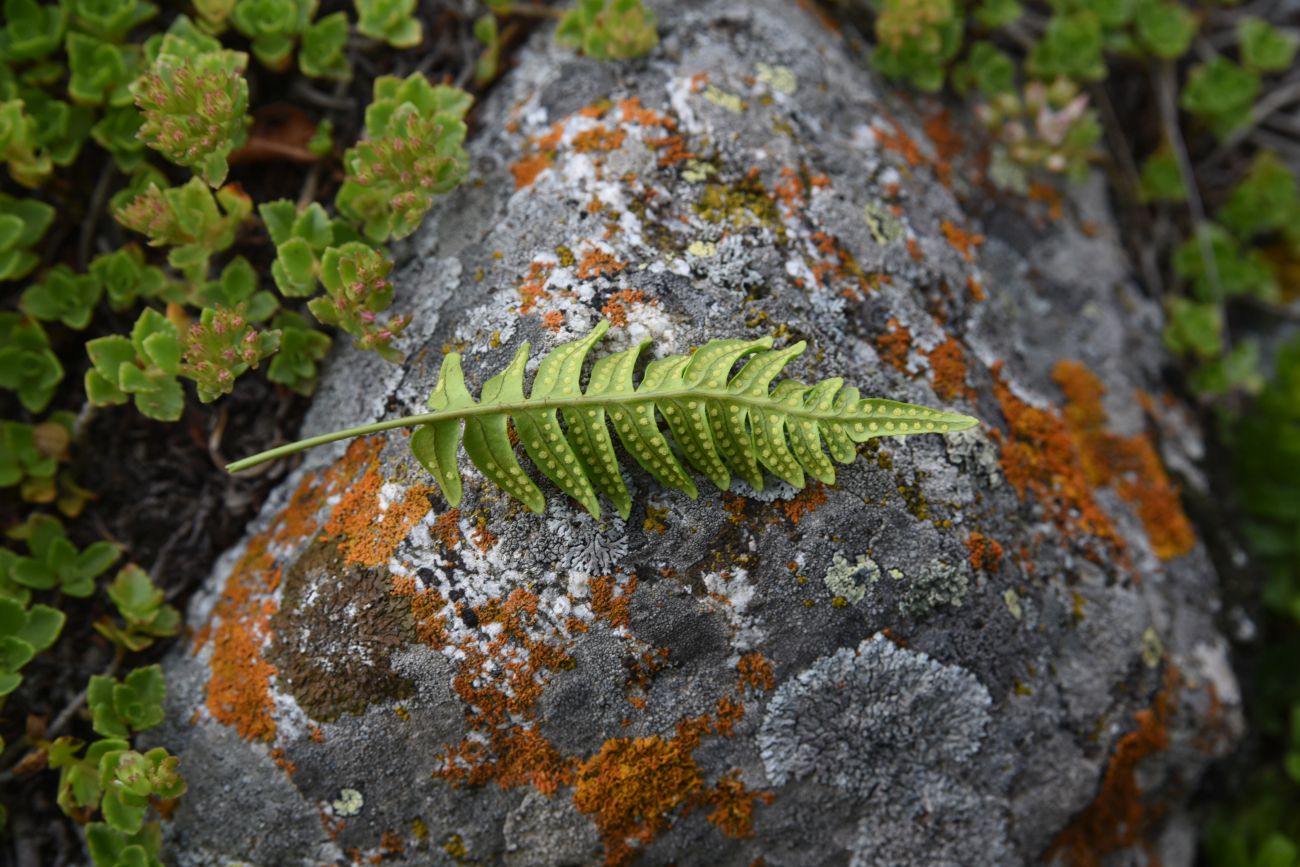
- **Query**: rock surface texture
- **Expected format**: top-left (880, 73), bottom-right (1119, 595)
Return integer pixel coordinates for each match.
top-left (158, 2), bottom-right (1242, 864)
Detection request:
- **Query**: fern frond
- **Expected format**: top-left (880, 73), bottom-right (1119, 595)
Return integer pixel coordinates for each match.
top-left (227, 321), bottom-right (978, 518)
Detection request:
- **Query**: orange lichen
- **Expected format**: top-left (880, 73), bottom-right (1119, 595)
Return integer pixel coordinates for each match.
top-left (590, 574), bottom-right (636, 629)
top-left (1051, 361), bottom-right (1195, 561)
top-left (875, 318), bottom-right (912, 373)
top-left (199, 437), bottom-right (385, 742)
top-left (1029, 180), bottom-right (1064, 221)
top-left (619, 96), bottom-right (676, 130)
top-left (940, 220), bottom-right (985, 262)
top-left (967, 275), bottom-right (986, 302)
top-left (736, 652), bottom-right (775, 692)
top-left (203, 538), bottom-right (280, 742)
top-left (576, 247), bottom-right (626, 280)
top-left (926, 335), bottom-right (972, 401)
top-left (713, 695), bottom-right (744, 736)
top-left (574, 732), bottom-right (703, 865)
top-left (434, 588), bottom-right (578, 796)
top-left (706, 770), bottom-right (774, 838)
top-left (1048, 666), bottom-right (1180, 866)
top-left (431, 509), bottom-right (461, 550)
top-left (964, 532), bottom-right (1004, 572)
top-left (646, 134), bottom-right (694, 167)
top-left (992, 362), bottom-right (1122, 554)
top-left (510, 152), bottom-right (552, 189)
top-left (601, 288), bottom-right (648, 327)
top-left (323, 468), bottom-right (433, 567)
top-left (874, 121), bottom-right (923, 168)
top-left (778, 482), bottom-right (827, 525)
top-left (573, 125), bottom-right (627, 153)
top-left (517, 261), bottom-right (554, 315)
top-left (572, 710), bottom-right (767, 866)
top-left (541, 310), bottom-right (565, 332)
top-left (907, 237), bottom-right (924, 261)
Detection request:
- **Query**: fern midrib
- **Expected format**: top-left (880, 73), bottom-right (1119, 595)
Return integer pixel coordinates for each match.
top-left (226, 387), bottom-right (899, 473)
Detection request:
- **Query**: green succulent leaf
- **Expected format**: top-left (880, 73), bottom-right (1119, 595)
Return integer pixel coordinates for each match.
top-left (1174, 222), bottom-right (1278, 302)
top-left (0, 194), bottom-right (55, 281)
top-left (89, 245), bottom-right (174, 310)
top-left (67, 0), bottom-right (158, 42)
top-left (0, 0), bottom-right (67, 62)
top-left (1163, 298), bottom-right (1222, 360)
top-left (0, 312), bottom-right (63, 413)
top-left (869, 0), bottom-right (961, 92)
top-left (556, 0), bottom-right (658, 61)
top-left (66, 33), bottom-right (139, 107)
top-left (88, 665), bottom-right (166, 738)
top-left (179, 304), bottom-right (281, 402)
top-left (474, 14), bottom-right (500, 85)
top-left (1134, 0), bottom-right (1197, 60)
top-left (1181, 57), bottom-right (1260, 140)
top-left (1238, 16), bottom-right (1298, 74)
top-left (231, 0), bottom-right (314, 71)
top-left (267, 310), bottom-right (331, 395)
top-left (133, 45), bottom-right (250, 187)
top-left (335, 74), bottom-right (471, 242)
top-left (1218, 151), bottom-right (1300, 242)
top-left (1027, 11), bottom-right (1106, 82)
top-left (355, 0), bottom-right (421, 47)
top-left (113, 179), bottom-right (253, 285)
top-left (20, 265), bottom-right (104, 330)
top-left (1138, 144), bottom-right (1186, 203)
top-left (299, 10), bottom-right (351, 80)
top-left (230, 322), bottom-right (979, 520)
top-left (85, 309), bottom-right (186, 421)
top-left (310, 243), bottom-right (408, 359)
top-left (0, 99), bottom-right (51, 189)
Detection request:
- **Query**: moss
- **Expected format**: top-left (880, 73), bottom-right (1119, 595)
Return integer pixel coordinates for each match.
top-left (267, 540), bottom-right (417, 722)
top-left (197, 436), bottom-right (386, 743)
top-left (692, 174), bottom-right (780, 229)
top-left (895, 469), bottom-right (931, 521)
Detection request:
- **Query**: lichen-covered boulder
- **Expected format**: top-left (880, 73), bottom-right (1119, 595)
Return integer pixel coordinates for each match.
top-left (156, 1), bottom-right (1241, 864)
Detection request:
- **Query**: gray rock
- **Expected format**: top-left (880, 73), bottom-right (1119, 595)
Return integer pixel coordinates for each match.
top-left (156, 1), bottom-right (1241, 864)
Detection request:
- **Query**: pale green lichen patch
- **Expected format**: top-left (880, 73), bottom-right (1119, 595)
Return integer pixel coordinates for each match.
top-left (703, 84), bottom-right (745, 113)
top-left (1004, 588), bottom-right (1022, 621)
top-left (756, 62), bottom-right (797, 95)
top-left (333, 787), bottom-right (364, 816)
top-left (1142, 626), bottom-right (1163, 668)
top-left (863, 201), bottom-right (903, 245)
top-left (687, 240), bottom-right (718, 257)
top-left (823, 551), bottom-right (881, 605)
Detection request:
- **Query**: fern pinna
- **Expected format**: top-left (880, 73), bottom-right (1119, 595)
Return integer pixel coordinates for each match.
top-left (227, 321), bottom-right (978, 518)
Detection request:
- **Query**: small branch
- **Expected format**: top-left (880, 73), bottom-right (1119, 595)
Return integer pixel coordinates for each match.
top-left (1204, 74), bottom-right (1300, 165)
top-left (289, 80), bottom-right (357, 112)
top-left (46, 647), bottom-right (125, 741)
top-left (1156, 60), bottom-right (1225, 311)
top-left (1089, 82), bottom-right (1164, 298)
top-left (76, 160), bottom-right (115, 271)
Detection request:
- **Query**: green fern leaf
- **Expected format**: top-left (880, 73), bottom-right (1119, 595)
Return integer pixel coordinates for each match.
top-left (228, 322), bottom-right (979, 519)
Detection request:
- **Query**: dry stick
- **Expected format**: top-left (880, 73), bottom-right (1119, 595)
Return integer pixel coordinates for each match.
top-left (1205, 74), bottom-right (1300, 166)
top-left (1156, 59), bottom-right (1226, 327)
top-left (76, 159), bottom-right (115, 271)
top-left (1089, 82), bottom-right (1165, 298)
top-left (0, 647), bottom-right (125, 784)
